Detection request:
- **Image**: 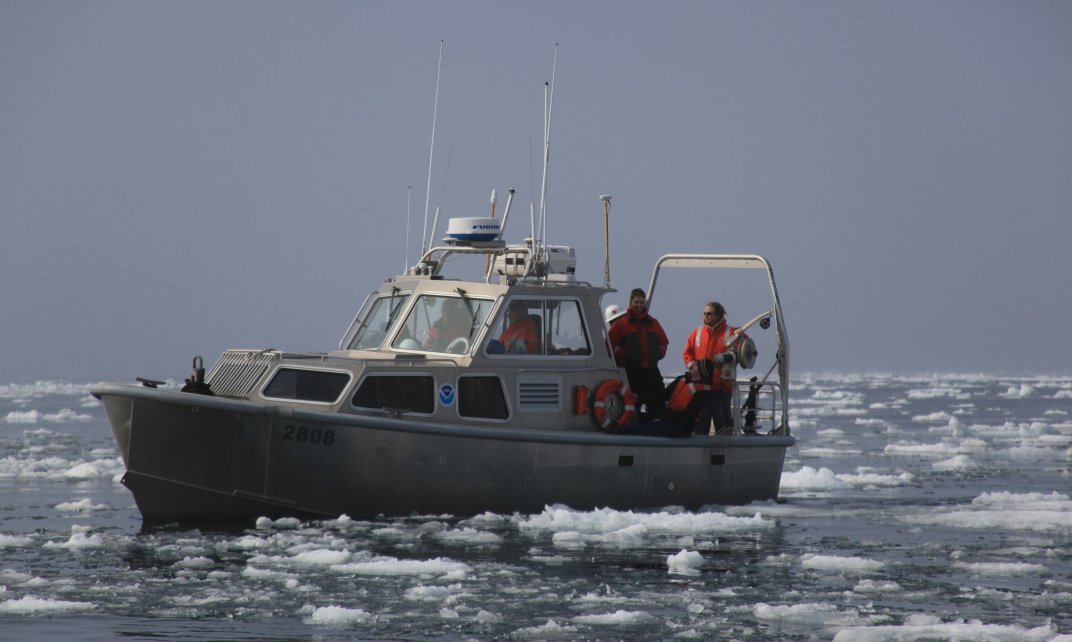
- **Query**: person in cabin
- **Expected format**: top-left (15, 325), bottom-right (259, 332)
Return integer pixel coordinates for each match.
top-left (500, 301), bottom-right (542, 355)
top-left (426, 298), bottom-right (472, 351)
top-left (682, 301), bottom-right (745, 434)
top-left (608, 288), bottom-right (669, 418)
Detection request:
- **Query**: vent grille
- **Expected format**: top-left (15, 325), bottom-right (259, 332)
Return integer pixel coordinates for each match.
top-left (518, 378), bottom-right (560, 411)
top-left (206, 349), bottom-right (281, 398)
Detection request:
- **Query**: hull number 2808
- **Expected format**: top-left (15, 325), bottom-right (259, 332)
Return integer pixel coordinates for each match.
top-left (281, 424), bottom-right (335, 445)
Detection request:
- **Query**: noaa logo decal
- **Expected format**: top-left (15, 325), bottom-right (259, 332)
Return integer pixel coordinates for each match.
top-left (438, 383), bottom-right (456, 406)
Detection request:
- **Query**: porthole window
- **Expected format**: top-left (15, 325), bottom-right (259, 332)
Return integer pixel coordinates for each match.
top-left (458, 376), bottom-right (509, 420)
top-left (262, 368), bottom-right (351, 403)
top-left (352, 375), bottom-right (435, 414)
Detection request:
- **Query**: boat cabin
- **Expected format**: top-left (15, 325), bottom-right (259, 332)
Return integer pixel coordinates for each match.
top-left (206, 239), bottom-right (623, 432)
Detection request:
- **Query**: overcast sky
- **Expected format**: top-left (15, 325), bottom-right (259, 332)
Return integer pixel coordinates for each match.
top-left (2, 1), bottom-right (1070, 381)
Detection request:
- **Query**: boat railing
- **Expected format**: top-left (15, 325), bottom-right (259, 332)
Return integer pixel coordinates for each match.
top-left (732, 379), bottom-right (784, 435)
top-left (206, 349), bottom-right (282, 398)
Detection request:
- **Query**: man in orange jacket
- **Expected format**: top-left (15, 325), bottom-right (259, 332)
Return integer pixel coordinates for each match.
top-left (682, 301), bottom-right (742, 434)
top-left (609, 288), bottom-right (669, 418)
top-left (500, 301), bottom-right (542, 355)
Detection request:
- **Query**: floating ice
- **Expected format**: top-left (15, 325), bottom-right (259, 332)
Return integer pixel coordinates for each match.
top-left (1003, 383), bottom-right (1036, 398)
top-left (933, 455), bottom-right (979, 471)
top-left (0, 533), bottom-right (33, 548)
top-left (63, 458), bottom-right (124, 480)
top-left (290, 549), bottom-right (353, 566)
top-left (256, 516), bottom-right (301, 530)
top-left (0, 454), bottom-right (124, 480)
top-left (432, 527), bottom-right (503, 545)
top-left (514, 619), bottom-right (578, 637)
top-left (0, 381), bottom-right (91, 400)
top-left (801, 554), bottom-right (885, 575)
top-left (42, 525), bottom-right (103, 551)
top-left (174, 556), bottom-right (215, 569)
top-left (1, 408), bottom-right (92, 423)
top-left (44, 409), bottom-right (92, 422)
top-left (912, 411), bottom-right (953, 423)
top-left (330, 555), bottom-right (471, 578)
top-left (304, 604), bottom-right (376, 625)
top-left (906, 386), bottom-right (969, 400)
top-left (0, 595), bottom-right (96, 615)
top-left (852, 579), bottom-right (903, 593)
top-left (54, 498), bottom-right (109, 511)
top-left (753, 601), bottom-right (873, 627)
top-left (404, 584), bottom-right (461, 602)
top-left (781, 466), bottom-right (914, 492)
top-left (839, 470), bottom-right (915, 488)
top-left (666, 549), bottom-right (705, 575)
top-left (832, 614), bottom-right (1058, 641)
top-left (3, 410), bottom-right (40, 423)
top-left (475, 609), bottom-right (501, 623)
top-left (904, 491), bottom-right (1072, 533)
top-left (517, 505), bottom-right (773, 543)
top-left (570, 609), bottom-right (655, 625)
top-left (780, 466), bottom-right (850, 491)
top-left (883, 442), bottom-right (959, 458)
top-left (953, 561), bottom-right (1049, 576)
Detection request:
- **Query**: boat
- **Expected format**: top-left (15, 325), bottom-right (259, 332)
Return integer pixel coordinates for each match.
top-left (91, 211), bottom-right (795, 523)
top-left (92, 51), bottom-right (793, 523)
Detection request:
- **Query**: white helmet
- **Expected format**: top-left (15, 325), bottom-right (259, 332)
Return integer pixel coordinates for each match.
top-left (605, 304), bottom-right (624, 322)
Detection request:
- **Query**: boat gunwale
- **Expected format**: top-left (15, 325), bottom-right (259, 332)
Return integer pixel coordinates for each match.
top-left (90, 382), bottom-right (795, 449)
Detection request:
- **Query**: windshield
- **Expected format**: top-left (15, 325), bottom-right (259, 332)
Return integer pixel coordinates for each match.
top-left (391, 294), bottom-right (493, 355)
top-left (349, 291), bottom-right (411, 350)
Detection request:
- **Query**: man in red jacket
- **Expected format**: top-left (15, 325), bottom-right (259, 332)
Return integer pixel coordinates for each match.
top-left (609, 288), bottom-right (669, 418)
top-left (682, 301), bottom-right (742, 434)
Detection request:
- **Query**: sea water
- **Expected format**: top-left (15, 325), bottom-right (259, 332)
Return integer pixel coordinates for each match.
top-left (1, 374), bottom-right (1070, 641)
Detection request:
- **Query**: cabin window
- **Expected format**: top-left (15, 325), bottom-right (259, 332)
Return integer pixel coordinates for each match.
top-left (485, 298), bottom-right (591, 357)
top-left (546, 299), bottom-right (592, 355)
top-left (262, 368), bottom-right (351, 404)
top-left (352, 375), bottom-right (435, 414)
top-left (391, 294), bottom-right (493, 354)
top-left (350, 291), bottom-right (410, 350)
top-left (458, 376), bottom-right (509, 420)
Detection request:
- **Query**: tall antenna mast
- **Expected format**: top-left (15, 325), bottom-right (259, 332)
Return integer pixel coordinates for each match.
top-left (421, 39), bottom-right (444, 256)
top-left (601, 194), bottom-right (612, 288)
top-left (537, 43), bottom-right (558, 264)
top-left (425, 144), bottom-right (453, 252)
top-left (403, 185), bottom-right (412, 273)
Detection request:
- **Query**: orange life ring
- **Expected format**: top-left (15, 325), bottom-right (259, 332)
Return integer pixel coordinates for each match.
top-left (589, 379), bottom-right (637, 433)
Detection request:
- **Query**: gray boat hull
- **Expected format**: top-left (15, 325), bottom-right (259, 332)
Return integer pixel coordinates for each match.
top-left (94, 383), bottom-right (793, 523)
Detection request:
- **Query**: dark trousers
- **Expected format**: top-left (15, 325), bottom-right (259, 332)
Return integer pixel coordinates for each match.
top-left (695, 390), bottom-right (733, 435)
top-left (624, 366), bottom-right (665, 418)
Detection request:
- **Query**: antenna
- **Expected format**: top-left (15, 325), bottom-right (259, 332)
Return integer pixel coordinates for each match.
top-left (601, 194), bottom-right (612, 288)
top-left (403, 185), bottom-right (412, 273)
top-left (429, 206), bottom-right (441, 253)
top-left (484, 188), bottom-right (516, 283)
top-left (537, 43), bottom-right (558, 267)
top-left (425, 144), bottom-right (453, 252)
top-left (421, 39), bottom-right (444, 257)
top-left (528, 134), bottom-right (537, 258)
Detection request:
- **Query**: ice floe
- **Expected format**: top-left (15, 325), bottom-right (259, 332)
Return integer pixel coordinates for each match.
top-left (801, 553), bottom-right (885, 575)
top-left (832, 614), bottom-right (1060, 641)
top-left (666, 549), bottom-right (705, 575)
top-left (0, 595), bottom-right (96, 615)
